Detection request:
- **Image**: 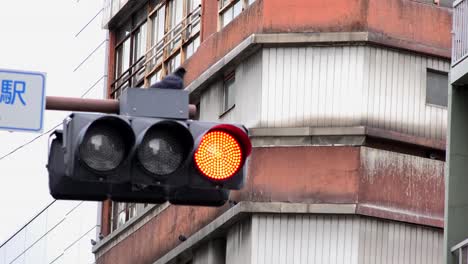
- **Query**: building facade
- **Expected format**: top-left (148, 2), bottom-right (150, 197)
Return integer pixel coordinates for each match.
top-left (445, 0), bottom-right (468, 263)
top-left (94, 0), bottom-right (453, 263)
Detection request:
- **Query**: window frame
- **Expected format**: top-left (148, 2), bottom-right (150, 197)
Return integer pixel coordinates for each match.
top-left (112, 15), bottom-right (148, 98)
top-left (425, 68), bottom-right (449, 108)
top-left (218, 0), bottom-right (255, 29)
top-left (111, 0), bottom-right (202, 94)
top-left (145, 0), bottom-right (202, 86)
top-left (221, 71), bottom-right (236, 116)
top-left (110, 202), bottom-right (149, 232)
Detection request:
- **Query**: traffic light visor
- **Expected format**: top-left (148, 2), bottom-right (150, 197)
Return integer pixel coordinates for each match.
top-left (194, 130), bottom-right (243, 180)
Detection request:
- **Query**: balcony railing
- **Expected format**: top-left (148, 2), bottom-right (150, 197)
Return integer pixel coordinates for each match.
top-left (110, 5), bottom-right (201, 98)
top-left (110, 56), bottom-right (146, 98)
top-left (452, 238), bottom-right (468, 264)
top-left (453, 0), bottom-right (468, 66)
top-left (145, 4), bottom-right (201, 72)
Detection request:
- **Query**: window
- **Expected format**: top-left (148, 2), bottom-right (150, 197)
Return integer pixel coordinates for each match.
top-left (426, 69), bottom-right (448, 107)
top-left (144, 0), bottom-right (202, 84)
top-left (185, 36), bottom-right (200, 58)
top-left (112, 0), bottom-right (202, 97)
top-left (223, 72), bottom-right (235, 112)
top-left (149, 4), bottom-right (166, 68)
top-left (110, 203), bottom-right (149, 231)
top-left (109, 1), bottom-right (203, 232)
top-left (112, 10), bottom-right (147, 98)
top-left (219, 0), bottom-right (255, 28)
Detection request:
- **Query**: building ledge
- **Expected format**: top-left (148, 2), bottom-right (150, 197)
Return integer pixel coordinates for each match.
top-left (93, 202), bottom-right (170, 255)
top-left (186, 32), bottom-right (370, 100)
top-left (186, 32), bottom-right (450, 102)
top-left (94, 145), bottom-right (445, 263)
top-left (150, 201), bottom-right (442, 264)
top-left (250, 126), bottom-right (446, 151)
top-left (451, 56), bottom-right (468, 85)
top-left (152, 202), bottom-right (356, 264)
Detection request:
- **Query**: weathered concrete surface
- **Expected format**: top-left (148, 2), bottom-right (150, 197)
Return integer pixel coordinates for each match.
top-left (184, 0), bottom-right (452, 87)
top-left (358, 147), bottom-right (445, 227)
top-left (96, 146), bottom-right (445, 264)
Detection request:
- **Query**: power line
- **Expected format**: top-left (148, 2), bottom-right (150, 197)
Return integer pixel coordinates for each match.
top-left (0, 74), bottom-right (107, 163)
top-left (75, 8), bottom-right (103, 38)
top-left (0, 123), bottom-right (62, 161)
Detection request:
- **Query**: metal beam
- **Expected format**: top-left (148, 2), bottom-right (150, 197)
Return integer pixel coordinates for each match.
top-left (45, 96), bottom-right (197, 117)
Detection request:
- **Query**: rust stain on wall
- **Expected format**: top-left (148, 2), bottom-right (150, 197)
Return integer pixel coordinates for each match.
top-left (184, 0), bottom-right (452, 87)
top-left (358, 147), bottom-right (445, 226)
top-left (232, 147), bottom-right (360, 204)
top-left (97, 146), bottom-right (445, 264)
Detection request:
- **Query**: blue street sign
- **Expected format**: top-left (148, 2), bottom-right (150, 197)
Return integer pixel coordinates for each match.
top-left (0, 69), bottom-right (46, 133)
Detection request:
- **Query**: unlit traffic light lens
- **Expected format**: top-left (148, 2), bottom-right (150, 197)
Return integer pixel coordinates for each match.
top-left (138, 129), bottom-right (185, 175)
top-left (80, 124), bottom-right (126, 172)
top-left (194, 131), bottom-right (242, 180)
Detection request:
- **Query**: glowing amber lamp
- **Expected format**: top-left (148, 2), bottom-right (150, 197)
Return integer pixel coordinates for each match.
top-left (194, 131), bottom-right (243, 180)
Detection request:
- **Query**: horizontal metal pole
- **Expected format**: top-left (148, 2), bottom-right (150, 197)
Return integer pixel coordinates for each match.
top-left (45, 96), bottom-right (197, 118)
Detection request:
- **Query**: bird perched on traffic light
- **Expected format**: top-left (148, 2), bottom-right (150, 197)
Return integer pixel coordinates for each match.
top-left (150, 67), bottom-right (186, 90)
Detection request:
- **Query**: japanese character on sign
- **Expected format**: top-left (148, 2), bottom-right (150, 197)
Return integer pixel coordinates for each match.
top-left (0, 79), bottom-right (27, 106)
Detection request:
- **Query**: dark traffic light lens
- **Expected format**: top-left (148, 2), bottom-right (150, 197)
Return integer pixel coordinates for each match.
top-left (80, 124), bottom-right (126, 171)
top-left (138, 129), bottom-right (185, 175)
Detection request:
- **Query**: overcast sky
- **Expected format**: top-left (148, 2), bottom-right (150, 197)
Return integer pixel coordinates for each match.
top-left (0, 0), bottom-right (107, 243)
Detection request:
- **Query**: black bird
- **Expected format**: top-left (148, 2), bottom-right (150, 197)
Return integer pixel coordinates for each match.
top-left (150, 67), bottom-right (186, 90)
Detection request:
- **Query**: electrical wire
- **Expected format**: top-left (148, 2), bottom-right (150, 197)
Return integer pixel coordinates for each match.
top-left (0, 74), bottom-right (107, 162)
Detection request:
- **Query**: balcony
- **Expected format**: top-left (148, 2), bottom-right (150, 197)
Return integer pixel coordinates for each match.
top-left (110, 4), bottom-right (201, 98)
top-left (451, 0), bottom-right (468, 84)
top-left (452, 238), bottom-right (468, 264)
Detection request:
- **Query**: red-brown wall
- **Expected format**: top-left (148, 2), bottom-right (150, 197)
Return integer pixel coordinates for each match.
top-left (97, 146), bottom-right (445, 264)
top-left (184, 0), bottom-right (452, 86)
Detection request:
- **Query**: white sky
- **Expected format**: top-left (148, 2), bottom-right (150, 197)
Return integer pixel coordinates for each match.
top-left (0, 0), bottom-right (107, 243)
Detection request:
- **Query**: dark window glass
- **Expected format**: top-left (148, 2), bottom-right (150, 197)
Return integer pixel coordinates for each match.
top-left (426, 69), bottom-right (448, 107)
top-left (223, 72), bottom-right (235, 111)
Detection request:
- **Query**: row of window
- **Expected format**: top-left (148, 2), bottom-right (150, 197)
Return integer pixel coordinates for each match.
top-left (112, 0), bottom-right (201, 99)
top-left (110, 0), bottom-right (202, 230)
top-left (111, 0), bottom-right (258, 100)
top-left (219, 0), bottom-right (256, 28)
top-left (110, 202), bottom-right (148, 231)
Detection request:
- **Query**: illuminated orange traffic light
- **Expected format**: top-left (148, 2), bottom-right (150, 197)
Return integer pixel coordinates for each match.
top-left (194, 130), bottom-right (243, 180)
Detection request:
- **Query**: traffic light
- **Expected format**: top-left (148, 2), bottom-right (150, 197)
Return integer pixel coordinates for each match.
top-left (62, 113), bottom-right (135, 183)
top-left (48, 130), bottom-right (109, 201)
top-left (130, 118), bottom-right (194, 187)
top-left (181, 121), bottom-right (251, 190)
top-left (47, 88), bottom-right (252, 206)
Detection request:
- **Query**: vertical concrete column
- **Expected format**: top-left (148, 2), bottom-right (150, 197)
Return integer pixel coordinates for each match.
top-left (445, 84), bottom-right (468, 263)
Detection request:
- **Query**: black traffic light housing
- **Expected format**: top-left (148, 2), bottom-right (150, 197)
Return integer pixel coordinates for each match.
top-left (185, 121), bottom-right (251, 190)
top-left (130, 118), bottom-right (194, 187)
top-left (48, 130), bottom-right (109, 201)
top-left (47, 87), bottom-right (252, 206)
top-left (63, 114), bottom-right (135, 183)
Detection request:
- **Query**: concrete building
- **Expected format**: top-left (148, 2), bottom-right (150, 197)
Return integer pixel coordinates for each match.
top-left (445, 0), bottom-right (468, 263)
top-left (93, 0), bottom-right (454, 263)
